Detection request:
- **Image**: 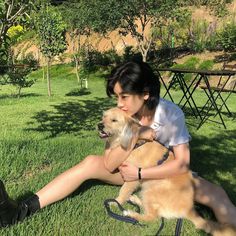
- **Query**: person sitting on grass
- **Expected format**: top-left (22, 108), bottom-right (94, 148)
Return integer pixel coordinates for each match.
top-left (0, 60), bottom-right (236, 229)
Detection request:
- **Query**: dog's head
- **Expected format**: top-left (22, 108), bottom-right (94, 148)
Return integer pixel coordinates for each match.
top-left (98, 107), bottom-right (141, 150)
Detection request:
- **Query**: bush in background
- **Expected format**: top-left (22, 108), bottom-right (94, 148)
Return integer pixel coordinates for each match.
top-left (17, 53), bottom-right (39, 70)
top-left (198, 60), bottom-right (214, 70)
top-left (6, 25), bottom-right (25, 44)
top-left (2, 66), bottom-right (36, 98)
top-left (218, 21), bottom-right (236, 52)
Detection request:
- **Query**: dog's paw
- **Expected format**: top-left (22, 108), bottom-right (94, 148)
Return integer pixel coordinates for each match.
top-left (123, 210), bottom-right (133, 216)
top-left (129, 195), bottom-right (142, 206)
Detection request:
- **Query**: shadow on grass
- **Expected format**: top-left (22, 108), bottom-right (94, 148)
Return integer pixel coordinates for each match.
top-left (70, 179), bottom-right (108, 198)
top-left (190, 130), bottom-right (236, 200)
top-left (65, 88), bottom-right (91, 96)
top-left (0, 93), bottom-right (42, 99)
top-left (26, 97), bottom-right (115, 137)
top-left (15, 180), bottom-right (107, 202)
top-left (181, 105), bottom-right (236, 129)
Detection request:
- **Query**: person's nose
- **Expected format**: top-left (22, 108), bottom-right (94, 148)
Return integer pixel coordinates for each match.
top-left (117, 97), bottom-right (123, 109)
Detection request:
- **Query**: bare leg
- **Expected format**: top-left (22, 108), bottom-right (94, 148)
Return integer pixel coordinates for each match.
top-left (193, 177), bottom-right (236, 227)
top-left (36, 155), bottom-right (124, 208)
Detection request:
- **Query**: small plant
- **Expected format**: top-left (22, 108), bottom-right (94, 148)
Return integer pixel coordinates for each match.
top-left (19, 53), bottom-right (39, 70)
top-left (218, 21), bottom-right (236, 51)
top-left (6, 25), bottom-right (25, 44)
top-left (4, 67), bottom-right (36, 98)
top-left (198, 60), bottom-right (214, 71)
top-left (78, 67), bottom-right (89, 88)
top-left (102, 49), bottom-right (121, 66)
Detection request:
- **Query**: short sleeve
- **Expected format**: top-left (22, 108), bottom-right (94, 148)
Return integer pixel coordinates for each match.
top-left (168, 115), bottom-right (191, 147)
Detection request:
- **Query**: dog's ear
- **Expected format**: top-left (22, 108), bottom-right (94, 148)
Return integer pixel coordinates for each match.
top-left (120, 118), bottom-right (140, 150)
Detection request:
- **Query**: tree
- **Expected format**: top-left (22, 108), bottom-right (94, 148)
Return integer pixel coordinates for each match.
top-left (34, 4), bottom-right (67, 96)
top-left (3, 66), bottom-right (35, 98)
top-left (0, 0), bottom-right (34, 47)
top-left (0, 0), bottom-right (34, 74)
top-left (59, 1), bottom-right (91, 85)
top-left (118, 0), bottom-right (177, 62)
top-left (68, 0), bottom-right (233, 62)
top-left (75, 0), bottom-right (177, 62)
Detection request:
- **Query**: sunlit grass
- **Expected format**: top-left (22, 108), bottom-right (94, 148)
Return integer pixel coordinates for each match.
top-left (0, 64), bottom-right (235, 235)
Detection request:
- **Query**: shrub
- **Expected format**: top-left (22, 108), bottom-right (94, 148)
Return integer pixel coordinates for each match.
top-left (17, 53), bottom-right (39, 70)
top-left (4, 67), bottom-right (36, 98)
top-left (188, 20), bottom-right (208, 52)
top-left (122, 46), bottom-right (142, 62)
top-left (6, 25), bottom-right (25, 44)
top-left (205, 32), bottom-right (221, 51)
top-left (183, 57), bottom-right (200, 69)
top-left (218, 21), bottom-right (236, 51)
top-left (198, 60), bottom-right (214, 70)
top-left (102, 49), bottom-right (121, 65)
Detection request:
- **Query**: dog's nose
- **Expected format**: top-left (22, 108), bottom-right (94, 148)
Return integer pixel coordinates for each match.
top-left (97, 123), bottom-right (104, 130)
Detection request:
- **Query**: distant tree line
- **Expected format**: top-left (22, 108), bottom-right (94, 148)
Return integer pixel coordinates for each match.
top-left (0, 0), bottom-right (235, 97)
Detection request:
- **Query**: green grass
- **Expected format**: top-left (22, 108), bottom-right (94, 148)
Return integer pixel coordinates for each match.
top-left (0, 64), bottom-right (236, 236)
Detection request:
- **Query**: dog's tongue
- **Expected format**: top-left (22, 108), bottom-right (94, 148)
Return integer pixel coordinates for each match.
top-left (99, 131), bottom-right (109, 139)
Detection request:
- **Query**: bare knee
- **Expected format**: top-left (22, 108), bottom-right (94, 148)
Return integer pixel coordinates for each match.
top-left (195, 178), bottom-right (229, 206)
top-left (212, 184), bottom-right (228, 198)
top-left (82, 155), bottom-right (103, 171)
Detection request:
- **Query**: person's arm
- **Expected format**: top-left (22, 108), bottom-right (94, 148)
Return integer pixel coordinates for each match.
top-left (141, 142), bottom-right (190, 179)
top-left (103, 144), bottom-right (134, 173)
top-left (119, 143), bottom-right (190, 181)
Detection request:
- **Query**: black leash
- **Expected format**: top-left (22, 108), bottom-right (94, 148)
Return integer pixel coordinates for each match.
top-left (175, 218), bottom-right (183, 236)
top-left (155, 218), bottom-right (183, 236)
top-left (104, 199), bottom-right (183, 235)
top-left (104, 198), bottom-right (145, 226)
top-left (155, 217), bottom-right (165, 236)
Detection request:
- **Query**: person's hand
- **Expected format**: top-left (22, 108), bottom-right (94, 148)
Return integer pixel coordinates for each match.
top-left (118, 161), bottom-right (139, 181)
top-left (138, 126), bottom-right (155, 141)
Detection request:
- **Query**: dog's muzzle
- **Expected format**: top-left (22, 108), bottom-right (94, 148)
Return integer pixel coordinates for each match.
top-left (97, 123), bottom-right (110, 139)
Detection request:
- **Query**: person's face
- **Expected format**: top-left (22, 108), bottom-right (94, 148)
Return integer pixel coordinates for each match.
top-left (113, 82), bottom-right (149, 116)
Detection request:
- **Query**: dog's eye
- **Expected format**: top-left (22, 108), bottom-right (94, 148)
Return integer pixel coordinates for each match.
top-left (111, 119), bottom-right (117, 122)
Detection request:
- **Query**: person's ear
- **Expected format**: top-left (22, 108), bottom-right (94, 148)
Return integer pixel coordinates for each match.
top-left (144, 92), bottom-right (149, 100)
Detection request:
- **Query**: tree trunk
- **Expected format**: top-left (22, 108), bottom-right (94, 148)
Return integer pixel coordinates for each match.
top-left (142, 52), bottom-right (147, 62)
top-left (17, 87), bottom-right (22, 98)
top-left (46, 58), bottom-right (52, 97)
top-left (43, 66), bottom-right (45, 81)
top-left (74, 54), bottom-right (80, 84)
top-left (138, 37), bottom-right (152, 62)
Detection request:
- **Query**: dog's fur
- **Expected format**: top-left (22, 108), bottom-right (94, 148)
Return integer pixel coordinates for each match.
top-left (98, 107), bottom-right (236, 236)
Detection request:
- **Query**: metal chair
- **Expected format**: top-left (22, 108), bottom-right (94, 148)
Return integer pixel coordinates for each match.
top-left (198, 63), bottom-right (236, 128)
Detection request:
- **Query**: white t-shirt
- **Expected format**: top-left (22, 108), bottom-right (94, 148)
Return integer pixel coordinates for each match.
top-left (150, 98), bottom-right (191, 148)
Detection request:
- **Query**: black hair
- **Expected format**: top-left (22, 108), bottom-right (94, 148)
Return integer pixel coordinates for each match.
top-left (106, 61), bottom-right (161, 110)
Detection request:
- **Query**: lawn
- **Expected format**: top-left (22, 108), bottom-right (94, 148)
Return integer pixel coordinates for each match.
top-left (0, 64), bottom-right (235, 236)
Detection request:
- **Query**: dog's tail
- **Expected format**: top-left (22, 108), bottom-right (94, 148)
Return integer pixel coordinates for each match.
top-left (187, 209), bottom-right (236, 236)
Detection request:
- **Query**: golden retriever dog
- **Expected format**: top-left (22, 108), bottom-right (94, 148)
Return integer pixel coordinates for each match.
top-left (98, 107), bottom-right (236, 236)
